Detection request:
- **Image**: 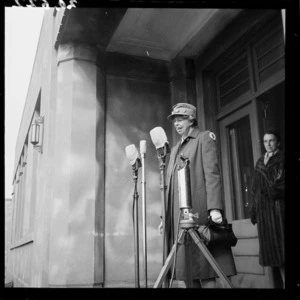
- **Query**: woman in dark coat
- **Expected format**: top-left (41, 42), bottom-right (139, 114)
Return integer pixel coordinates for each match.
top-left (160, 103), bottom-right (236, 288)
top-left (250, 128), bottom-right (285, 287)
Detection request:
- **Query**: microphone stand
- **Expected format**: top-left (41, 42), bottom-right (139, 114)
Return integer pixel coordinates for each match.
top-left (140, 151), bottom-right (148, 288)
top-left (131, 162), bottom-right (140, 288)
top-left (156, 144), bottom-right (169, 288)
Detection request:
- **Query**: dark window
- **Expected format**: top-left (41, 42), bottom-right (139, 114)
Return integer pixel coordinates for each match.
top-left (216, 53), bottom-right (250, 108)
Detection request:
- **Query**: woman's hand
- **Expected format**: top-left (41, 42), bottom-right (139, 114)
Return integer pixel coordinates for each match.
top-left (210, 209), bottom-right (222, 223)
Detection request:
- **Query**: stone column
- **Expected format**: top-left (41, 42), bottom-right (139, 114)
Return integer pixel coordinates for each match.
top-left (170, 56), bottom-right (197, 143)
top-left (48, 42), bottom-right (105, 287)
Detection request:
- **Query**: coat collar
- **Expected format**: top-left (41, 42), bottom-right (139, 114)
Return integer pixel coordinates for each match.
top-left (174, 127), bottom-right (200, 157)
top-left (264, 148), bottom-right (279, 159)
top-left (180, 127), bottom-right (200, 143)
top-left (168, 127), bottom-right (201, 176)
top-left (188, 127), bottom-right (200, 139)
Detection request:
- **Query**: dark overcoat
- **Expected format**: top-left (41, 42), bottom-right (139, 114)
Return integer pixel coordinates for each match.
top-left (164, 127), bottom-right (236, 280)
top-left (250, 150), bottom-right (285, 267)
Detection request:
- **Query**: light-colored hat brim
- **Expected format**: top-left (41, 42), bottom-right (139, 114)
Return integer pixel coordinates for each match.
top-left (167, 113), bottom-right (188, 120)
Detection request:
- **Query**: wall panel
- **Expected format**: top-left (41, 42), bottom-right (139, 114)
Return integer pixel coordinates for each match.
top-left (105, 75), bottom-right (172, 287)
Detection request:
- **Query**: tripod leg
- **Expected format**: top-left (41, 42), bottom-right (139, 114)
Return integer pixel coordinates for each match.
top-left (188, 229), bottom-right (233, 288)
top-left (153, 230), bottom-right (185, 288)
top-left (184, 235), bottom-right (193, 288)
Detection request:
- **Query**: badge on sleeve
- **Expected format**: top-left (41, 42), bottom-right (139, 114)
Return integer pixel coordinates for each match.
top-left (209, 132), bottom-right (216, 140)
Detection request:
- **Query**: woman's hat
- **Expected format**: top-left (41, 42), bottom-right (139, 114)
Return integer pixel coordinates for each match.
top-left (167, 103), bottom-right (197, 120)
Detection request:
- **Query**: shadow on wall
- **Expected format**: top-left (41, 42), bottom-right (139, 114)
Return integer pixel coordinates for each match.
top-left (103, 76), bottom-right (172, 284)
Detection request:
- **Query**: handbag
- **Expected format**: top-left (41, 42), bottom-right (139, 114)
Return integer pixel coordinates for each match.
top-left (197, 217), bottom-right (237, 247)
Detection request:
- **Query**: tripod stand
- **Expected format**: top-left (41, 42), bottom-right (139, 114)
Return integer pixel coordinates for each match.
top-left (153, 214), bottom-right (233, 288)
top-left (154, 156), bottom-right (233, 288)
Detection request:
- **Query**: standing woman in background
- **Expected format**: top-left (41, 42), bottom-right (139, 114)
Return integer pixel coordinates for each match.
top-left (250, 128), bottom-right (285, 288)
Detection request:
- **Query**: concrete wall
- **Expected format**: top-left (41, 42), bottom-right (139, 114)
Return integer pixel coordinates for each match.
top-left (104, 75), bottom-right (171, 287)
top-left (5, 199), bottom-right (12, 284)
top-left (8, 9), bottom-right (66, 287)
top-left (7, 8), bottom-right (200, 288)
top-left (46, 36), bottom-right (174, 287)
top-left (47, 42), bottom-right (102, 287)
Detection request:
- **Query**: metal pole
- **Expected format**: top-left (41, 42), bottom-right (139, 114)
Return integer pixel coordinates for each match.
top-left (159, 161), bottom-right (167, 264)
top-left (141, 151), bottom-right (148, 288)
top-left (133, 169), bottom-right (140, 288)
top-left (158, 152), bottom-right (168, 288)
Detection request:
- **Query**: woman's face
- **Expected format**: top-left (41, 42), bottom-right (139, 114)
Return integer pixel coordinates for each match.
top-left (173, 116), bottom-right (193, 137)
top-left (263, 133), bottom-right (280, 153)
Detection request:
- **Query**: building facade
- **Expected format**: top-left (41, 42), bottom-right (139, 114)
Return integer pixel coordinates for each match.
top-left (5, 198), bottom-right (13, 286)
top-left (7, 8), bottom-right (285, 288)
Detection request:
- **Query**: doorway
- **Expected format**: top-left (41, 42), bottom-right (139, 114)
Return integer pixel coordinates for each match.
top-left (227, 115), bottom-right (254, 220)
top-left (219, 104), bottom-right (258, 222)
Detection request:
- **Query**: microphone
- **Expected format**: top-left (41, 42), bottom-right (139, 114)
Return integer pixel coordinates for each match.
top-left (125, 144), bottom-right (142, 169)
top-left (150, 127), bottom-right (170, 156)
top-left (140, 140), bottom-right (146, 156)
